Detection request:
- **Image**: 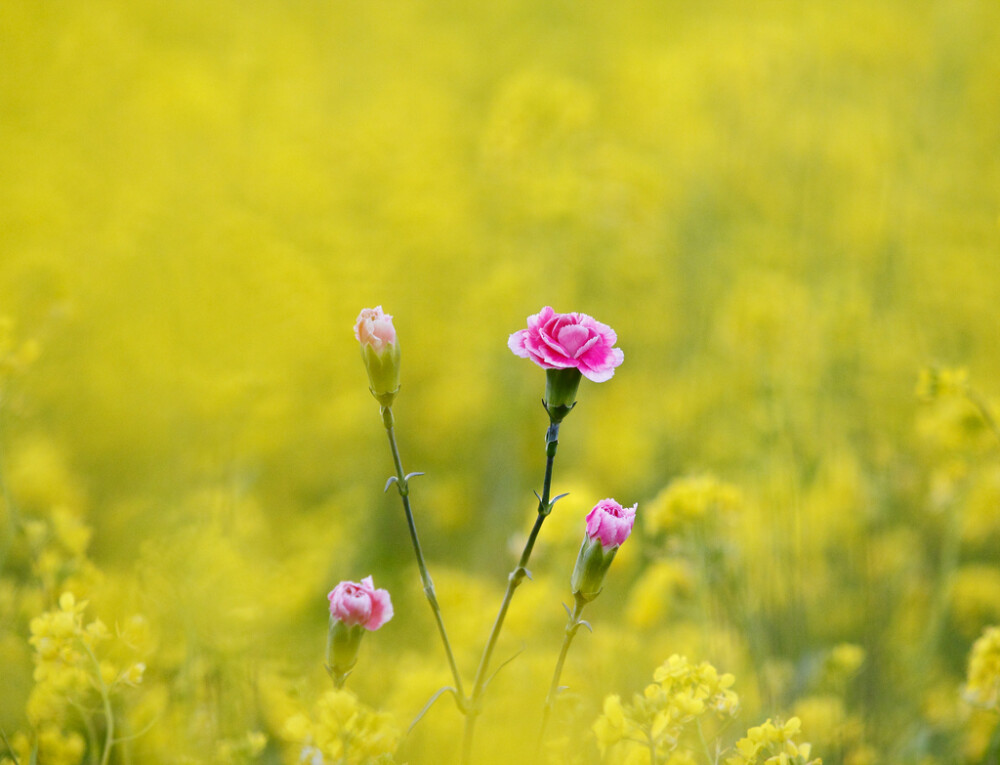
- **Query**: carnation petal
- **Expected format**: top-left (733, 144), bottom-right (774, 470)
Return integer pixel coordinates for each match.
top-left (556, 324), bottom-right (592, 358)
top-left (579, 364), bottom-right (616, 383)
top-left (365, 588), bottom-right (394, 631)
top-left (526, 333), bottom-right (574, 368)
top-left (527, 306), bottom-right (555, 330)
top-left (507, 330), bottom-right (531, 358)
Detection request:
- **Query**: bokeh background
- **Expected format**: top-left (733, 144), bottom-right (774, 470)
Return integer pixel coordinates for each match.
top-left (2, 0), bottom-right (1000, 763)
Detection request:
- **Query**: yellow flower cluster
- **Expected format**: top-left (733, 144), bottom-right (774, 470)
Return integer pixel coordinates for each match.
top-left (593, 655), bottom-right (739, 762)
top-left (283, 689), bottom-right (400, 765)
top-left (212, 731), bottom-right (268, 764)
top-left (726, 717), bottom-right (820, 765)
top-left (27, 592), bottom-right (109, 725)
top-left (825, 644), bottom-right (865, 679)
top-left (646, 476), bottom-right (742, 535)
top-left (964, 625), bottom-right (1000, 710)
top-left (5, 725), bottom-right (85, 765)
top-left (16, 592), bottom-right (148, 762)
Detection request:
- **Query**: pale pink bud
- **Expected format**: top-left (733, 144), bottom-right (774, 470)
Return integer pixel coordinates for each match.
top-left (327, 576), bottom-right (393, 631)
top-left (354, 307), bottom-right (401, 406)
top-left (585, 499), bottom-right (637, 549)
top-left (354, 306), bottom-right (397, 354)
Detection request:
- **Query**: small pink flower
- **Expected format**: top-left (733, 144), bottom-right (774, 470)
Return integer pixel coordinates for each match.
top-left (354, 307), bottom-right (397, 354)
top-left (585, 499), bottom-right (637, 549)
top-left (508, 306), bottom-right (624, 383)
top-left (327, 576), bottom-right (393, 631)
top-left (354, 306), bottom-right (401, 405)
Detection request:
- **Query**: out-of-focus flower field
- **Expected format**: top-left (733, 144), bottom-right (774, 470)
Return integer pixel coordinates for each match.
top-left (2, 0), bottom-right (1000, 763)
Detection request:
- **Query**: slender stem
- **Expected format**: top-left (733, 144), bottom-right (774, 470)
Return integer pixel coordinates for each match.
top-left (538, 594), bottom-right (588, 749)
top-left (81, 641), bottom-right (115, 765)
top-left (462, 419), bottom-right (561, 764)
top-left (648, 729), bottom-right (659, 765)
top-left (0, 728), bottom-right (21, 765)
top-left (381, 406), bottom-right (466, 701)
top-left (696, 716), bottom-right (714, 765)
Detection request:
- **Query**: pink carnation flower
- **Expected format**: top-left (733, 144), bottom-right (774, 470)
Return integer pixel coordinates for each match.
top-left (354, 306), bottom-right (397, 354)
top-left (327, 576), bottom-right (394, 631)
top-left (585, 499), bottom-right (637, 549)
top-left (508, 306), bottom-right (624, 383)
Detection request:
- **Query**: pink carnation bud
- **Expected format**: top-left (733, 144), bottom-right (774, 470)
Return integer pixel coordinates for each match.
top-left (354, 307), bottom-right (401, 406)
top-left (508, 306), bottom-right (624, 383)
top-left (327, 576), bottom-right (393, 631)
top-left (585, 498), bottom-right (637, 549)
top-left (571, 499), bottom-right (637, 601)
top-left (354, 306), bottom-right (397, 353)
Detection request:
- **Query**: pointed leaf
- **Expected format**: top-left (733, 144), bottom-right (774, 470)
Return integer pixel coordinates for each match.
top-left (483, 647), bottom-right (524, 691)
top-left (408, 686), bottom-right (458, 733)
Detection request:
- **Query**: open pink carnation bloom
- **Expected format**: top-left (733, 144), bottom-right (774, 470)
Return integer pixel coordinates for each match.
top-left (508, 306), bottom-right (624, 383)
top-left (585, 499), bottom-right (637, 549)
top-left (354, 307), bottom-right (397, 353)
top-left (327, 576), bottom-right (394, 631)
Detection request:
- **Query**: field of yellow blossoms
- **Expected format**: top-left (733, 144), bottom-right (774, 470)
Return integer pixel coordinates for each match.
top-left (2, 0), bottom-right (1000, 763)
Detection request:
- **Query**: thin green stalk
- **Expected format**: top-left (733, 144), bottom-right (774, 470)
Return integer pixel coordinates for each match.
top-left (81, 641), bottom-right (114, 765)
top-left (462, 420), bottom-right (561, 764)
top-left (0, 728), bottom-right (21, 765)
top-left (381, 406), bottom-right (465, 702)
top-left (538, 594), bottom-right (588, 748)
top-left (696, 717), bottom-right (715, 765)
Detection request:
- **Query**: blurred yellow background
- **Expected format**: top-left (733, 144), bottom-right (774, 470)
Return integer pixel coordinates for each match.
top-left (2, 0), bottom-right (999, 763)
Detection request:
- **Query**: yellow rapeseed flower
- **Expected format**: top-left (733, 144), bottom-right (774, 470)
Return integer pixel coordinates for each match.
top-left (965, 626), bottom-right (1000, 710)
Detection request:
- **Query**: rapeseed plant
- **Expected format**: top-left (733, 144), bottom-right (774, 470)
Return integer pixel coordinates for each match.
top-left (3, 1), bottom-right (1000, 762)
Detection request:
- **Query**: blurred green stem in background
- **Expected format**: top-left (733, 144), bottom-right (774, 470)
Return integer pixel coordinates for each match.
top-left (381, 405), bottom-right (467, 704)
top-left (81, 639), bottom-right (115, 765)
top-left (463, 417), bottom-right (562, 764)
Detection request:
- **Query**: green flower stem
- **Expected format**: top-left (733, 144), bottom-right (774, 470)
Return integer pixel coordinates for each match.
top-left (81, 640), bottom-right (114, 765)
top-left (538, 593), bottom-right (588, 748)
top-left (381, 406), bottom-right (466, 702)
top-left (648, 733), bottom-right (660, 765)
top-left (462, 419), bottom-right (561, 765)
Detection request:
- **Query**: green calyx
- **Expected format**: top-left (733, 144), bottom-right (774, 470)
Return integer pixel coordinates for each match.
top-left (362, 341), bottom-right (401, 407)
top-left (543, 368), bottom-right (582, 423)
top-left (327, 617), bottom-right (366, 679)
top-left (570, 535), bottom-right (618, 603)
